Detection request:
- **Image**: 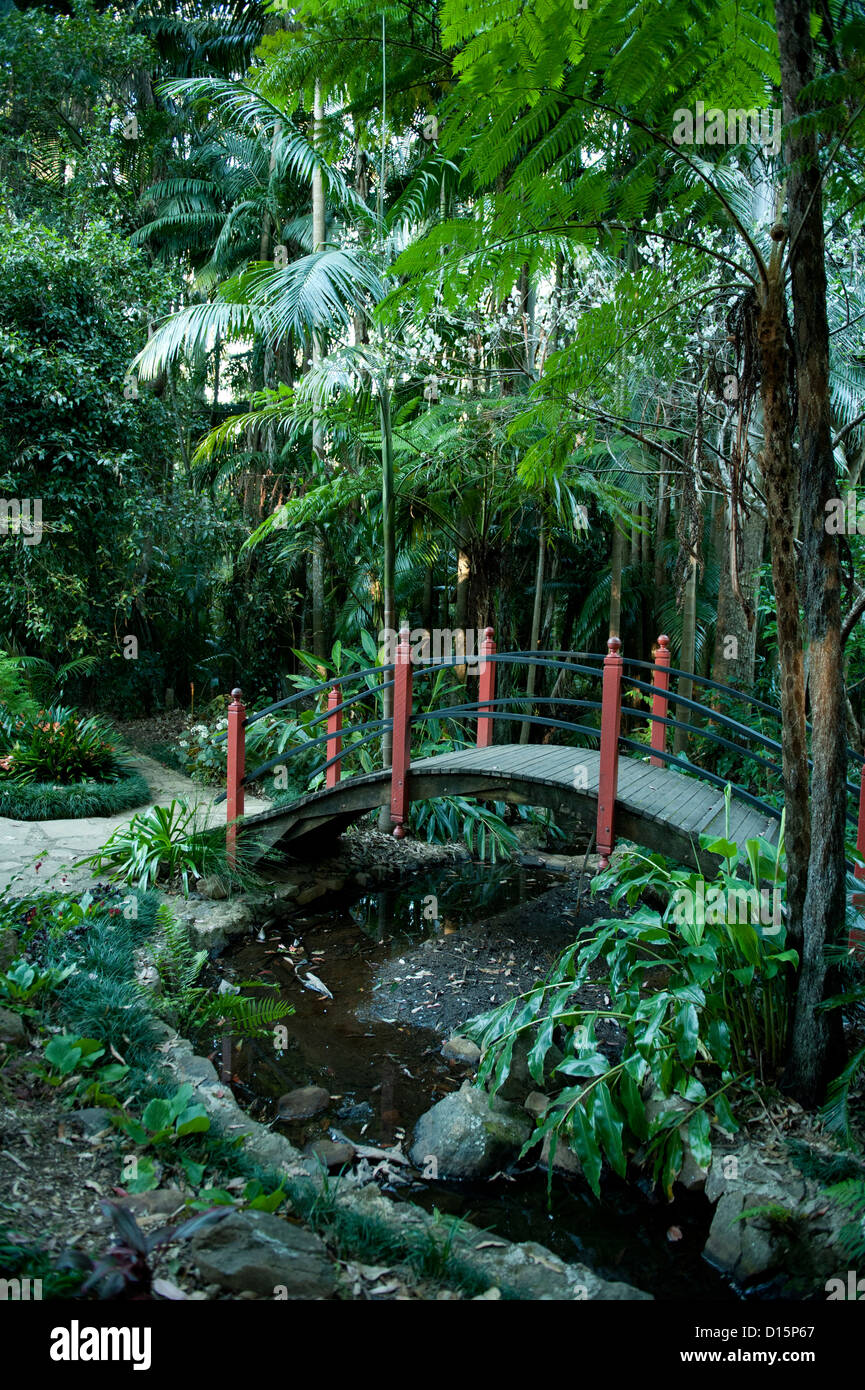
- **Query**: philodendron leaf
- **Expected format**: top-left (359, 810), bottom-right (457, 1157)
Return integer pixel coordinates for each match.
top-left (141, 1098), bottom-right (173, 1132)
top-left (44, 1036), bottom-right (83, 1075)
top-left (175, 1105), bottom-right (210, 1137)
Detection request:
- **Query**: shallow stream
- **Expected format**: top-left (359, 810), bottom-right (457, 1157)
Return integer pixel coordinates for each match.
top-left (208, 862), bottom-right (736, 1300)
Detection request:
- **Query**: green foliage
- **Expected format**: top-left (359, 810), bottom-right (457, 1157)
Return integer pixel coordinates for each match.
top-left (593, 812), bottom-right (794, 1072)
top-left (116, 1083), bottom-right (210, 1151)
top-left (152, 902), bottom-right (293, 1039)
top-left (36, 899), bottom-right (160, 1065)
top-left (0, 652), bottom-right (40, 728)
top-left (0, 959), bottom-right (72, 1014)
top-left (40, 1033), bottom-right (131, 1107)
top-left (77, 799), bottom-right (263, 895)
top-left (818, 935), bottom-right (865, 1148)
top-left (410, 795), bottom-right (516, 863)
top-left (0, 770), bottom-right (150, 822)
top-left (0, 707), bottom-right (134, 785)
top-left (465, 824), bottom-right (795, 1197)
top-left (0, 1227), bottom-right (86, 1300)
top-left (823, 1178), bottom-right (865, 1265)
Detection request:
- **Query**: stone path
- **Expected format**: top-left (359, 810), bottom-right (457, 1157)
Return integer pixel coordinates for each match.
top-left (0, 755), bottom-right (270, 896)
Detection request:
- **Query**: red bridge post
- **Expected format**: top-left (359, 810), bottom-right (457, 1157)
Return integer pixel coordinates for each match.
top-left (477, 626), bottom-right (496, 748)
top-left (596, 637), bottom-right (623, 870)
top-left (390, 629), bottom-right (413, 838)
top-left (650, 634), bottom-right (671, 768)
top-left (326, 684), bottom-right (342, 788)
top-left (226, 687), bottom-right (246, 866)
top-left (851, 763), bottom-right (865, 957)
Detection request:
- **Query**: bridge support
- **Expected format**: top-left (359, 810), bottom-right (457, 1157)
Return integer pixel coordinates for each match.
top-left (596, 637), bottom-right (623, 870)
top-left (477, 627), bottom-right (496, 748)
top-left (226, 687), bottom-right (246, 866)
top-left (650, 634), bottom-right (671, 767)
top-left (390, 629), bottom-right (413, 837)
top-left (326, 685), bottom-right (342, 788)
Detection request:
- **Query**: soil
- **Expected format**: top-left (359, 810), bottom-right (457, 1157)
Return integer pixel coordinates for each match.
top-left (0, 1037), bottom-right (468, 1300)
top-left (361, 868), bottom-right (622, 1038)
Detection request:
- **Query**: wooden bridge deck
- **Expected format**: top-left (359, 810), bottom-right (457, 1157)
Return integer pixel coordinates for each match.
top-left (242, 743), bottom-right (779, 871)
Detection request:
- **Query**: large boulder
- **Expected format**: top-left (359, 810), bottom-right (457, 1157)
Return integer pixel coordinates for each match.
top-left (703, 1141), bottom-right (850, 1291)
top-left (188, 1209), bottom-right (337, 1298)
top-left (0, 1006), bottom-right (26, 1045)
top-left (410, 1080), bottom-right (533, 1179)
top-left (0, 928), bottom-right (19, 972)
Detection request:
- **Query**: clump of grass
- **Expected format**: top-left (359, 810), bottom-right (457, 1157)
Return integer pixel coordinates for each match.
top-left (0, 770), bottom-right (150, 821)
top-left (36, 897), bottom-right (160, 1064)
top-left (76, 798), bottom-right (267, 896)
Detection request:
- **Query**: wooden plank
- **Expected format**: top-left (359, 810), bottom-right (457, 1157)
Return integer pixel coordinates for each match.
top-left (625, 774), bottom-right (709, 824)
top-left (616, 761), bottom-right (665, 797)
top-left (675, 786), bottom-right (732, 832)
top-left (691, 795), bottom-right (729, 836)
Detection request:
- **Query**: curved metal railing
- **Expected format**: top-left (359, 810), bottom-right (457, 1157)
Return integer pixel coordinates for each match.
top-left (217, 631), bottom-right (865, 885)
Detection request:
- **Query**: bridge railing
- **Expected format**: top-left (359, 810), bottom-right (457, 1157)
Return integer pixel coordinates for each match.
top-left (220, 631), bottom-right (865, 906)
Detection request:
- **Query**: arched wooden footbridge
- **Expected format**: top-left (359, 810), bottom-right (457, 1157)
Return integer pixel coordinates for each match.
top-left (214, 630), bottom-right (865, 899)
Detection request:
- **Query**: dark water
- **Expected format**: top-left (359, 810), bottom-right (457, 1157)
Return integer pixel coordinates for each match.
top-left (208, 863), bottom-right (736, 1301)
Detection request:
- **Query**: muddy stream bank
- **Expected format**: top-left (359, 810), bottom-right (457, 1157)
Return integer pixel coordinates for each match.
top-left (202, 861), bottom-right (735, 1300)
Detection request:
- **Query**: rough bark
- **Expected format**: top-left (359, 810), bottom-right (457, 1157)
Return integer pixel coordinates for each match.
top-left (776, 0), bottom-right (847, 1100)
top-left (310, 86), bottom-right (328, 667)
top-left (673, 549), bottom-right (697, 756)
top-left (756, 242), bottom-right (811, 950)
top-left (712, 507), bottom-right (764, 690)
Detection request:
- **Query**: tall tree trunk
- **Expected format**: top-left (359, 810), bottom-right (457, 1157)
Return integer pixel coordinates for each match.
top-left (776, 0), bottom-right (847, 1101)
top-left (455, 522), bottom-right (471, 681)
top-left (712, 507), bottom-right (764, 689)
top-left (311, 536), bottom-right (326, 663)
top-left (756, 239), bottom-right (811, 953)
top-left (673, 550), bottom-right (697, 755)
top-left (380, 386), bottom-right (396, 783)
top-left (310, 84), bottom-right (328, 667)
top-left (520, 524), bottom-right (545, 744)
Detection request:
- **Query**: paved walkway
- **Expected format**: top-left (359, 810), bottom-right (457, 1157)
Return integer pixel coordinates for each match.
top-left (0, 756), bottom-right (270, 896)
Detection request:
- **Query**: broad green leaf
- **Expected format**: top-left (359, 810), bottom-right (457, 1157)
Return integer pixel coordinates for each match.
top-left (568, 1101), bottom-right (603, 1197)
top-left (588, 1082), bottom-right (627, 1178)
top-left (44, 1036), bottom-right (83, 1075)
top-left (620, 1069), bottom-right (649, 1142)
top-left (673, 1002), bottom-right (699, 1066)
top-left (556, 1052), bottom-right (610, 1079)
top-left (713, 1092), bottom-right (739, 1133)
top-left (175, 1105), bottom-right (210, 1137)
top-left (687, 1110), bottom-right (712, 1168)
top-left (141, 1098), bottom-right (173, 1132)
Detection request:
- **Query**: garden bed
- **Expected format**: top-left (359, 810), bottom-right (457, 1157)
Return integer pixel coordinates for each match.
top-left (0, 768), bottom-right (150, 821)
